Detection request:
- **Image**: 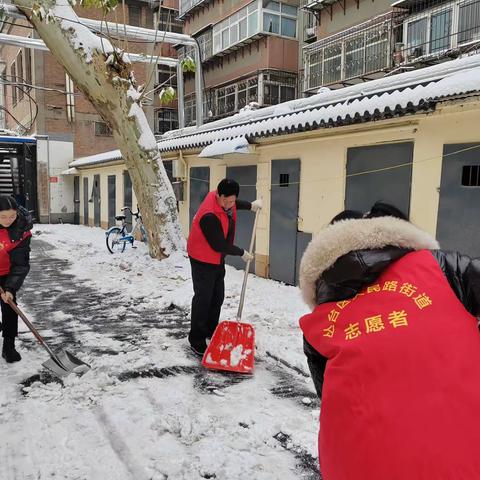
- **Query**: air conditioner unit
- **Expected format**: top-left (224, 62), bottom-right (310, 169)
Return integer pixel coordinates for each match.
top-left (172, 158), bottom-right (186, 179)
top-left (306, 27), bottom-right (316, 37)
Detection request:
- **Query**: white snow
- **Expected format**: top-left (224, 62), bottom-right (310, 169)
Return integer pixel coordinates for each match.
top-left (70, 149), bottom-right (122, 168)
top-left (54, 2), bottom-right (114, 63)
top-left (0, 224), bottom-right (315, 479)
top-left (198, 136), bottom-right (251, 158)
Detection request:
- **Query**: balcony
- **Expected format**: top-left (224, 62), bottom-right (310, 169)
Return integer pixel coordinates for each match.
top-left (301, 0), bottom-right (337, 12)
top-left (179, 0), bottom-right (213, 19)
top-left (393, 0), bottom-right (480, 68)
top-left (303, 11), bottom-right (403, 93)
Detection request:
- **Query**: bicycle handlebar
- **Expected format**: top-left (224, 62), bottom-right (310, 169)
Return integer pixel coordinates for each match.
top-left (121, 206), bottom-right (140, 218)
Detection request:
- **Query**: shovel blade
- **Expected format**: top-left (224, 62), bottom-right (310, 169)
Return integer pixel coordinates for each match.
top-left (42, 350), bottom-right (91, 378)
top-left (202, 320), bottom-right (255, 374)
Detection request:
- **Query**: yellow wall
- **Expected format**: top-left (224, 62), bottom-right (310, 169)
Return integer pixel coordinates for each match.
top-left (173, 98), bottom-right (480, 277)
top-left (75, 97), bottom-right (480, 279)
top-left (77, 163), bottom-right (138, 228)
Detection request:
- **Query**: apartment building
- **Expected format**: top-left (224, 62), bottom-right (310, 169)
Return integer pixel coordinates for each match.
top-left (0, 1), bottom-right (181, 220)
top-left (178, 0), bottom-right (302, 125)
top-left (0, 1), bottom-right (182, 149)
top-left (302, 0), bottom-right (480, 94)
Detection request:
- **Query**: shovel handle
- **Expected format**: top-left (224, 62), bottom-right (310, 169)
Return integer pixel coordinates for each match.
top-left (0, 287), bottom-right (57, 359)
top-left (236, 208), bottom-right (260, 321)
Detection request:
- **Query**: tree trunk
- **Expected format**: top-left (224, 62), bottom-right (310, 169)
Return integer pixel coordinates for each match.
top-left (13, 0), bottom-right (184, 258)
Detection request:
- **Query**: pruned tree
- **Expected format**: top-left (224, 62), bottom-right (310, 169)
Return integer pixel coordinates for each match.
top-left (12, 0), bottom-right (185, 258)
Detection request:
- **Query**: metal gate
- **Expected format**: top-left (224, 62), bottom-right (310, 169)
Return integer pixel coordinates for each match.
top-left (345, 142), bottom-right (414, 215)
top-left (189, 167), bottom-right (210, 227)
top-left (269, 159), bottom-right (300, 285)
top-left (73, 176), bottom-right (80, 224)
top-left (83, 177), bottom-right (89, 226)
top-left (108, 175), bottom-right (116, 228)
top-left (93, 174), bottom-right (101, 227)
top-left (437, 143), bottom-right (480, 257)
top-left (226, 165), bottom-right (257, 271)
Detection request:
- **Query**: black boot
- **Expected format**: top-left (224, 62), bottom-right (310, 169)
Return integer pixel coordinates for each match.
top-left (2, 337), bottom-right (21, 363)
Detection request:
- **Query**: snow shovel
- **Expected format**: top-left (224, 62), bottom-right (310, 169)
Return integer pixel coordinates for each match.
top-left (0, 287), bottom-right (91, 378)
top-left (202, 208), bottom-right (260, 374)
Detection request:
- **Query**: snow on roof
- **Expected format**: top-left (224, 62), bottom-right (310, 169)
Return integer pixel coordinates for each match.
top-left (198, 135), bottom-right (252, 158)
top-left (70, 149), bottom-right (122, 168)
top-left (157, 54), bottom-right (480, 153)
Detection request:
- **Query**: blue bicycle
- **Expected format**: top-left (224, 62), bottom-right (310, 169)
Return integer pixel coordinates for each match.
top-left (105, 207), bottom-right (148, 253)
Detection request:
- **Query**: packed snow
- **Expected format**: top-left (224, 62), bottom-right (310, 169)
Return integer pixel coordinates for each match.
top-left (0, 224), bottom-right (319, 480)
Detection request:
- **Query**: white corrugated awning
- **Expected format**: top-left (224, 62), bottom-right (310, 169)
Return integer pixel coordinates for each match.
top-left (198, 136), bottom-right (252, 159)
top-left (61, 167), bottom-right (79, 175)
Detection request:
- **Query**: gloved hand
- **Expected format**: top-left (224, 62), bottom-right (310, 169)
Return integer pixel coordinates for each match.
top-left (251, 198), bottom-right (263, 212)
top-left (242, 250), bottom-right (254, 262)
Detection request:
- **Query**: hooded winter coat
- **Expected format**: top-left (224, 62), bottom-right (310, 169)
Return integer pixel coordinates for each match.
top-left (298, 216), bottom-right (480, 480)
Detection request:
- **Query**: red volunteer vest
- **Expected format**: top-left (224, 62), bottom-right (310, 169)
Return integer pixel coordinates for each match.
top-left (187, 191), bottom-right (237, 265)
top-left (0, 228), bottom-right (31, 276)
top-left (300, 250), bottom-right (480, 480)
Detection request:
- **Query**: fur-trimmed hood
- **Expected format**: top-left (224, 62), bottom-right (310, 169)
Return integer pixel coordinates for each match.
top-left (299, 217), bottom-right (439, 309)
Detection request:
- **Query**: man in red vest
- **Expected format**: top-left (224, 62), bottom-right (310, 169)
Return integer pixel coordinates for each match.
top-left (187, 178), bottom-right (262, 356)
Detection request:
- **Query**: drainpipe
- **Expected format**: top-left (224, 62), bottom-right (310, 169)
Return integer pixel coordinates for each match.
top-left (35, 134), bottom-right (51, 223)
top-left (194, 46), bottom-right (203, 126)
top-left (176, 62), bottom-right (185, 129)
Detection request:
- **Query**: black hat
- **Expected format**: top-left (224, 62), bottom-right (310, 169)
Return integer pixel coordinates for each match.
top-left (217, 178), bottom-right (240, 197)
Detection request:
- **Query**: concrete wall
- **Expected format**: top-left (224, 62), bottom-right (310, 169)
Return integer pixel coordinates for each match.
top-left (316, 0), bottom-right (393, 38)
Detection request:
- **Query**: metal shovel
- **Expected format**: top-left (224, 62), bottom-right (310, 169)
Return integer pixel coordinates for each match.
top-left (0, 288), bottom-right (91, 377)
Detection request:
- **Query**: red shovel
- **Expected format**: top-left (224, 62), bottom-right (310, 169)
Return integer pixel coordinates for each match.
top-left (202, 209), bottom-right (260, 374)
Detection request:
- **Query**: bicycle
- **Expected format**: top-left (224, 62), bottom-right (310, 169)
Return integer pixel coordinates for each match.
top-left (105, 207), bottom-right (148, 254)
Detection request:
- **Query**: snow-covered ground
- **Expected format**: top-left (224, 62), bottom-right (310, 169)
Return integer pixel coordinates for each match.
top-left (0, 224), bottom-right (319, 480)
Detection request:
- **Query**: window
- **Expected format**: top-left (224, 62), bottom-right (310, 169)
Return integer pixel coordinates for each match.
top-left (323, 43), bottom-right (342, 84)
top-left (430, 10), bottom-right (452, 52)
top-left (94, 121), bottom-right (112, 136)
top-left (458, 0), bottom-right (480, 44)
top-left (407, 17), bottom-right (428, 58)
top-left (16, 52), bottom-right (23, 101)
top-left (462, 165), bottom-right (480, 186)
top-left (157, 65), bottom-right (177, 87)
top-left (128, 4), bottom-right (141, 27)
top-left (65, 73), bottom-right (75, 123)
top-left (155, 108), bottom-right (178, 134)
top-left (157, 8), bottom-right (183, 34)
top-left (263, 1), bottom-right (297, 38)
top-left (305, 14), bottom-right (392, 90)
top-left (263, 71), bottom-right (297, 106)
top-left (10, 62), bottom-right (17, 105)
top-left (24, 48), bottom-right (32, 89)
top-left (213, 1), bottom-right (260, 54)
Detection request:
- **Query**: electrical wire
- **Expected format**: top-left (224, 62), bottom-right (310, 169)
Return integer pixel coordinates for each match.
top-left (185, 143), bottom-right (480, 187)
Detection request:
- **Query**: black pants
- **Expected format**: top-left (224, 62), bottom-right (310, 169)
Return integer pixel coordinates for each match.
top-left (189, 259), bottom-right (225, 348)
top-left (0, 291), bottom-right (17, 338)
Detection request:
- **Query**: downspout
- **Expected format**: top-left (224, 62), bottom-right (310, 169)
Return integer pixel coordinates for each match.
top-left (176, 62), bottom-right (185, 129)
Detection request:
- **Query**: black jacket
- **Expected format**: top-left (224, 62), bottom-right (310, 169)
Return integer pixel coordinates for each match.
top-left (299, 217), bottom-right (480, 399)
top-left (0, 207), bottom-right (32, 293)
top-left (197, 199), bottom-right (251, 261)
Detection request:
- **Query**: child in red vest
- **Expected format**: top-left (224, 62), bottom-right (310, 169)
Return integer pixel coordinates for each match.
top-left (299, 202), bottom-right (480, 480)
top-left (0, 196), bottom-right (32, 363)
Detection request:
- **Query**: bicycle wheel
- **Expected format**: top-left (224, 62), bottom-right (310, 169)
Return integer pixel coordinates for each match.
top-left (140, 224), bottom-right (148, 244)
top-left (106, 227), bottom-right (126, 254)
